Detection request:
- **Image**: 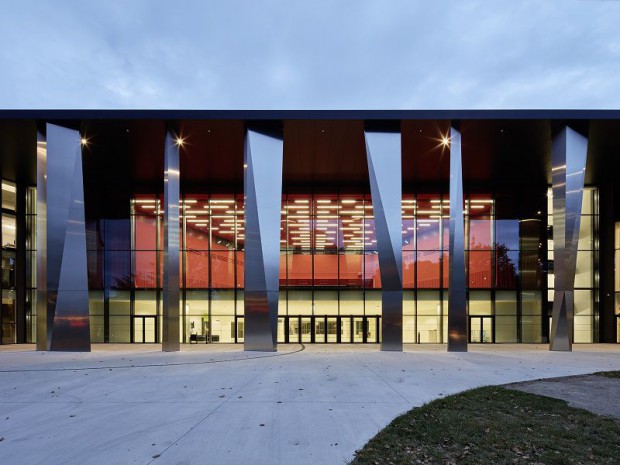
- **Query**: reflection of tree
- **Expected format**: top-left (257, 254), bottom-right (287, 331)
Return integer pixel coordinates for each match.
top-left (468, 240), bottom-right (517, 288)
top-left (495, 242), bottom-right (518, 288)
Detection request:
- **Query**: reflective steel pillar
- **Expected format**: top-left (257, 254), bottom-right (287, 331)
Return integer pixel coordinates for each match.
top-left (162, 130), bottom-right (180, 352)
top-left (244, 129), bottom-right (283, 351)
top-left (447, 126), bottom-right (467, 352)
top-left (364, 131), bottom-right (403, 351)
top-left (40, 124), bottom-right (90, 351)
top-left (550, 127), bottom-right (587, 351)
top-left (36, 131), bottom-right (47, 351)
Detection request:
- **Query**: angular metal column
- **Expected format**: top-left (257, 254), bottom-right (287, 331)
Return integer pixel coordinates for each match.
top-left (40, 124), bottom-right (90, 351)
top-left (36, 131), bottom-right (47, 351)
top-left (162, 130), bottom-right (180, 352)
top-left (447, 127), bottom-right (467, 352)
top-left (364, 131), bottom-right (403, 351)
top-left (244, 129), bottom-right (283, 351)
top-left (550, 127), bottom-right (588, 351)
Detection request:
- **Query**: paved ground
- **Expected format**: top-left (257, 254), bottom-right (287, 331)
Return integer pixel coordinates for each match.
top-left (0, 344), bottom-right (619, 465)
top-left (508, 373), bottom-right (620, 419)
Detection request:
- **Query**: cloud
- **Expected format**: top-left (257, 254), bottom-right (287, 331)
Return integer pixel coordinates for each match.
top-left (1, 0), bottom-right (619, 109)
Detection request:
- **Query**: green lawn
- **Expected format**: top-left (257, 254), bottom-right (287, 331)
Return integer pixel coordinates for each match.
top-left (596, 371), bottom-right (620, 379)
top-left (349, 386), bottom-right (620, 465)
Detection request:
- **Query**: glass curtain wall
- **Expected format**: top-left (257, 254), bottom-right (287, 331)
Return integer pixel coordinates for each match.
top-left (124, 192), bottom-right (557, 343)
top-left (1, 181), bottom-right (17, 344)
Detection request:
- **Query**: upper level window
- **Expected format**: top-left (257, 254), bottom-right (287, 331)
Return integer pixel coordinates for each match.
top-left (2, 181), bottom-right (16, 211)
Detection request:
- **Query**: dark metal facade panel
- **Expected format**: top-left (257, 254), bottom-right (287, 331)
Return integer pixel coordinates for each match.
top-left (364, 131), bottom-right (403, 351)
top-left (447, 127), bottom-right (468, 352)
top-left (244, 129), bottom-right (284, 351)
top-left (162, 131), bottom-right (181, 352)
top-left (45, 123), bottom-right (90, 351)
top-left (550, 127), bottom-right (588, 351)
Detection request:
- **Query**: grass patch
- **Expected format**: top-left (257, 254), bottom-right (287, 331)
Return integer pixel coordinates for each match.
top-left (349, 386), bottom-right (620, 465)
top-left (595, 371), bottom-right (620, 379)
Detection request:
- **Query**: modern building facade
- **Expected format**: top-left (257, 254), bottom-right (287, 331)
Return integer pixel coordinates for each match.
top-left (0, 110), bottom-right (618, 351)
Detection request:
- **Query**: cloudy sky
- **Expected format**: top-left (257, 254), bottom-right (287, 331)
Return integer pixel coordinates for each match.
top-left (1, 0), bottom-right (619, 109)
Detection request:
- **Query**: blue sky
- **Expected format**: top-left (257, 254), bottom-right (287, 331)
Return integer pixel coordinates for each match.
top-left (1, 0), bottom-right (619, 109)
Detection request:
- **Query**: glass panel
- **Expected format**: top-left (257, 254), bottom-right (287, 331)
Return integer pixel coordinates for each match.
top-left (326, 317), bottom-right (338, 343)
top-left (403, 290), bottom-right (415, 343)
top-left (353, 317), bottom-right (364, 342)
top-left (339, 252), bottom-right (363, 288)
top-left (288, 252), bottom-right (312, 286)
top-left (340, 290), bottom-right (363, 316)
top-left (210, 248), bottom-right (235, 288)
top-left (417, 290), bottom-right (441, 343)
top-left (89, 291), bottom-right (105, 342)
top-left (314, 291), bottom-right (338, 315)
top-left (1, 181), bottom-right (16, 211)
top-left (581, 188), bottom-right (593, 215)
top-left (314, 317), bottom-right (325, 343)
top-left (135, 290), bottom-right (157, 315)
top-left (469, 218), bottom-right (492, 250)
top-left (521, 291), bottom-right (542, 343)
top-left (2, 214), bottom-right (16, 248)
top-left (468, 251), bottom-right (492, 288)
top-left (134, 214), bottom-right (158, 250)
top-left (495, 220), bottom-right (520, 251)
top-left (575, 251), bottom-right (593, 288)
top-left (364, 253), bottom-right (381, 289)
top-left (185, 290), bottom-right (209, 343)
top-left (134, 251), bottom-right (158, 288)
top-left (417, 251), bottom-right (440, 288)
top-left (1, 250), bottom-right (16, 288)
top-left (314, 252), bottom-right (338, 287)
top-left (339, 195), bottom-right (364, 251)
top-left (521, 250), bottom-right (541, 289)
top-left (469, 291), bottom-right (492, 315)
top-left (481, 318), bottom-right (493, 343)
top-left (496, 249), bottom-right (519, 288)
top-left (574, 315), bottom-right (593, 343)
top-left (301, 317), bottom-right (312, 343)
top-left (211, 290), bottom-right (235, 343)
top-left (106, 251), bottom-right (132, 289)
top-left (288, 317), bottom-right (300, 343)
top-left (403, 251), bottom-right (415, 288)
top-left (495, 291), bottom-right (517, 342)
top-left (235, 251), bottom-right (244, 289)
top-left (365, 290), bottom-right (381, 316)
top-left (367, 317), bottom-right (379, 343)
top-left (287, 290), bottom-right (312, 315)
top-left (1, 289), bottom-right (16, 344)
top-left (575, 290), bottom-right (592, 316)
top-left (186, 251), bottom-right (209, 288)
top-left (578, 215), bottom-right (593, 250)
top-left (109, 290), bottom-right (131, 343)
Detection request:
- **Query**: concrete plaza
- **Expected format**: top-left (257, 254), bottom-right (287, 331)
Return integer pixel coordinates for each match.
top-left (1, 344), bottom-right (619, 465)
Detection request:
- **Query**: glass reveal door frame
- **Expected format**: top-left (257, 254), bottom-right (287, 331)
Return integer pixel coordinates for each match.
top-left (132, 315), bottom-right (158, 343)
top-left (469, 315), bottom-right (494, 343)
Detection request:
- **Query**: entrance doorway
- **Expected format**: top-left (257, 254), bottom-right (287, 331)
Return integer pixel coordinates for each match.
top-left (283, 315), bottom-right (380, 343)
top-left (133, 316), bottom-right (158, 343)
top-left (469, 316), bottom-right (493, 343)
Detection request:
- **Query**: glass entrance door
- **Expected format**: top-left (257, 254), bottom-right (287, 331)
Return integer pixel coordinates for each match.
top-left (1, 289), bottom-right (16, 344)
top-left (470, 316), bottom-right (493, 343)
top-left (133, 316), bottom-right (157, 343)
